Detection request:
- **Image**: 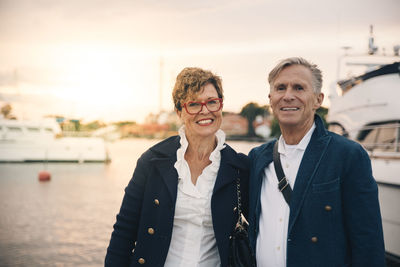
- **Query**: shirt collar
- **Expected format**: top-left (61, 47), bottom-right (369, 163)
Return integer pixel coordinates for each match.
top-left (278, 122), bottom-right (316, 154)
top-left (177, 125), bottom-right (226, 155)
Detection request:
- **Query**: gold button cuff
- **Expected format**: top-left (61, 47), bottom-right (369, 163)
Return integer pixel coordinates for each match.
top-left (148, 228), bottom-right (155, 235)
top-left (154, 199), bottom-right (159, 205)
top-left (138, 258), bottom-right (145, 264)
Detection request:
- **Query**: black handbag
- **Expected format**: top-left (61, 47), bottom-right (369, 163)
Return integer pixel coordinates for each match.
top-left (228, 177), bottom-right (256, 267)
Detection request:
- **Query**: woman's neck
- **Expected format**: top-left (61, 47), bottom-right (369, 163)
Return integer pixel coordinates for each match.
top-left (185, 133), bottom-right (217, 161)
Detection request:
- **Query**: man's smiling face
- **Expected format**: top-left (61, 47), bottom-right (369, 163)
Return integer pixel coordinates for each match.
top-left (269, 64), bottom-right (323, 131)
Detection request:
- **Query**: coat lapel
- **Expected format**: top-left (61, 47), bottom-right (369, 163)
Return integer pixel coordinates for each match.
top-left (250, 142), bottom-right (274, 227)
top-left (151, 158), bottom-right (178, 202)
top-left (254, 143), bottom-right (274, 186)
top-left (150, 136), bottom-right (180, 203)
top-left (213, 145), bottom-right (244, 194)
top-left (288, 119), bottom-right (331, 233)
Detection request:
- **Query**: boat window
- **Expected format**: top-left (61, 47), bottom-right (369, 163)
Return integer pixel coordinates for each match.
top-left (374, 127), bottom-right (396, 152)
top-left (328, 124), bottom-right (347, 136)
top-left (359, 128), bottom-right (379, 151)
top-left (7, 126), bottom-right (23, 132)
top-left (27, 127), bottom-right (40, 132)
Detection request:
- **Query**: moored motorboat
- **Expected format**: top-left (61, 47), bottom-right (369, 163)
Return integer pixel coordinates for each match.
top-left (327, 27), bottom-right (400, 265)
top-left (0, 118), bottom-right (110, 163)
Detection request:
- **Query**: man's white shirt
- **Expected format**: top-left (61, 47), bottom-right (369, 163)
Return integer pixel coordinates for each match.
top-left (256, 123), bottom-right (315, 267)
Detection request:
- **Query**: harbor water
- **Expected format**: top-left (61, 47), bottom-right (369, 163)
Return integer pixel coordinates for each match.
top-left (0, 138), bottom-right (261, 267)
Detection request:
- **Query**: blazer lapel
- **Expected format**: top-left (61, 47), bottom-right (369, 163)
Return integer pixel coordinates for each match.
top-left (213, 145), bottom-right (242, 194)
top-left (254, 143), bottom-right (274, 186)
top-left (151, 157), bottom-right (179, 202)
top-left (150, 136), bottom-right (180, 203)
top-left (288, 133), bottom-right (331, 233)
top-left (250, 142), bottom-right (274, 225)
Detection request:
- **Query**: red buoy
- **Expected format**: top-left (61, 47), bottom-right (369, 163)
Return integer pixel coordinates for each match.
top-left (38, 171), bottom-right (51, 182)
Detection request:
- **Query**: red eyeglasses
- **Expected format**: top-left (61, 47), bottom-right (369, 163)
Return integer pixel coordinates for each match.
top-left (182, 98), bottom-right (223, 115)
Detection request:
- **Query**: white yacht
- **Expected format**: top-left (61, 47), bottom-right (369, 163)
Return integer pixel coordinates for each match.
top-left (327, 27), bottom-right (400, 265)
top-left (0, 118), bottom-right (110, 163)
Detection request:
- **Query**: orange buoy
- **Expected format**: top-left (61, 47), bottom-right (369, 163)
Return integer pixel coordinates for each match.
top-left (38, 171), bottom-right (51, 182)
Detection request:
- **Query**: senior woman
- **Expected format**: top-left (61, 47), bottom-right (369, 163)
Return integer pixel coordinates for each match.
top-left (105, 67), bottom-right (249, 267)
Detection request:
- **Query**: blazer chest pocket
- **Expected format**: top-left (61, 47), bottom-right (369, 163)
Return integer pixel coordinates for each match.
top-left (312, 178), bottom-right (340, 193)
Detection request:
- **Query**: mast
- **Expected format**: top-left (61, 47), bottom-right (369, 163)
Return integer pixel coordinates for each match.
top-left (159, 56), bottom-right (164, 113)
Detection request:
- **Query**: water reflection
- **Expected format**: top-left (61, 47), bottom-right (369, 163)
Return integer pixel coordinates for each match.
top-left (0, 139), bottom-right (261, 266)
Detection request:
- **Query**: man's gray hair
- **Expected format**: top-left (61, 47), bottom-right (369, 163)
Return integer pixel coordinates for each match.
top-left (268, 57), bottom-right (323, 93)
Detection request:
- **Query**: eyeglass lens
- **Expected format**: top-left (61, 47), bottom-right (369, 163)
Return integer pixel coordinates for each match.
top-left (186, 99), bottom-right (221, 114)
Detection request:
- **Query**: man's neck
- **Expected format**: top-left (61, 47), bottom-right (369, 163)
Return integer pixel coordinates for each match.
top-left (280, 119), bottom-right (314, 145)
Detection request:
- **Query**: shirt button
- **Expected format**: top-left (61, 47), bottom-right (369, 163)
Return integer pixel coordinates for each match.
top-left (279, 218), bottom-right (283, 222)
top-left (277, 246), bottom-right (280, 251)
top-left (311, 236), bottom-right (318, 243)
top-left (154, 199), bottom-right (159, 205)
top-left (325, 205), bottom-right (332, 211)
top-left (285, 163), bottom-right (289, 168)
top-left (148, 228), bottom-right (155, 235)
top-left (138, 258), bottom-right (145, 264)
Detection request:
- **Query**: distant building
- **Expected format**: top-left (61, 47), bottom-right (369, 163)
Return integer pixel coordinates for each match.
top-left (221, 112), bottom-right (248, 136)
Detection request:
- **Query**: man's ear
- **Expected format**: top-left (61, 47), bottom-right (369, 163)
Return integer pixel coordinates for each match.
top-left (314, 93), bottom-right (324, 109)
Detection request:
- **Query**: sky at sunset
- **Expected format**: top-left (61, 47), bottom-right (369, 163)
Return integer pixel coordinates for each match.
top-left (1, 0), bottom-right (399, 123)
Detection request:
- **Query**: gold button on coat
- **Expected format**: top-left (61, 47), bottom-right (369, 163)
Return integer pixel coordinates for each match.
top-left (138, 258), bottom-right (145, 264)
top-left (154, 199), bottom-right (159, 205)
top-left (325, 205), bottom-right (332, 211)
top-left (148, 228), bottom-right (155, 235)
top-left (311, 236), bottom-right (318, 243)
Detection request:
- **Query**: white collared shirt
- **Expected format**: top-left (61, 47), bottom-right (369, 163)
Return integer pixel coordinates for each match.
top-left (164, 126), bottom-right (226, 267)
top-left (256, 123), bottom-right (315, 267)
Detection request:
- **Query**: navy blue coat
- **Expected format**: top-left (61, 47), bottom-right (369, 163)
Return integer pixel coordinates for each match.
top-left (248, 115), bottom-right (385, 267)
top-left (105, 135), bottom-right (249, 267)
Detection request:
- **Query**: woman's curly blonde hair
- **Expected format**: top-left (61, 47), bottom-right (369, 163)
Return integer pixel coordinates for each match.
top-left (172, 67), bottom-right (223, 111)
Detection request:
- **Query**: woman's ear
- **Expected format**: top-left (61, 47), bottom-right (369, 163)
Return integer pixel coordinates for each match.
top-left (176, 109), bottom-right (182, 119)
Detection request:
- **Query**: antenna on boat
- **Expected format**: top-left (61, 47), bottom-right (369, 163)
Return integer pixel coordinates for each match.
top-left (368, 25), bottom-right (378, 55)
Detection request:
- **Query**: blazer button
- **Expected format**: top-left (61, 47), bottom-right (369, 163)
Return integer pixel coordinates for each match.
top-left (324, 205), bottom-right (332, 211)
top-left (148, 228), bottom-right (155, 235)
top-left (233, 207), bottom-right (237, 212)
top-left (154, 199), bottom-right (160, 205)
top-left (138, 258), bottom-right (145, 264)
top-left (311, 236), bottom-right (318, 243)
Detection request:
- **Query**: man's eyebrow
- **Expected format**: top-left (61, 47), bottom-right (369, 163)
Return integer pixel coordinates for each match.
top-left (274, 83), bottom-right (286, 88)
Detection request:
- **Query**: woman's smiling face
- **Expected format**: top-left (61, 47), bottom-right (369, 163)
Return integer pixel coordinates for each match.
top-left (177, 83), bottom-right (223, 140)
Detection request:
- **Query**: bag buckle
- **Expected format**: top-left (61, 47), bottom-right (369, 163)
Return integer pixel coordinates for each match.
top-left (278, 177), bottom-right (289, 192)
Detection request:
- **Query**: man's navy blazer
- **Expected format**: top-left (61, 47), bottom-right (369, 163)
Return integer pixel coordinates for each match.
top-left (248, 115), bottom-right (385, 267)
top-left (105, 135), bottom-right (249, 267)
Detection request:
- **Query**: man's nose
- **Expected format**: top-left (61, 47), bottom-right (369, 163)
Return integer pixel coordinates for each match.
top-left (283, 88), bottom-right (295, 100)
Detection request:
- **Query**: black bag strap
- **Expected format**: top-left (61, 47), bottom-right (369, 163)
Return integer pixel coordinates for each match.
top-left (235, 173), bottom-right (248, 227)
top-left (273, 140), bottom-right (292, 205)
